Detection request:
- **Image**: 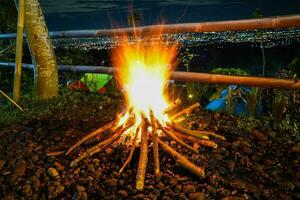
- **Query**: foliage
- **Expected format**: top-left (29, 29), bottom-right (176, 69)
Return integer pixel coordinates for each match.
top-left (0, 0), bottom-right (17, 62)
top-left (0, 87), bottom-right (110, 128)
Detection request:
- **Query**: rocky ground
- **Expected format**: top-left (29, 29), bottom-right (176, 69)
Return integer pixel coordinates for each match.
top-left (0, 99), bottom-right (299, 200)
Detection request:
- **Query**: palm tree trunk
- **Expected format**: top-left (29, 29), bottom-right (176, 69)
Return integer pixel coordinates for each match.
top-left (15, 0), bottom-right (58, 98)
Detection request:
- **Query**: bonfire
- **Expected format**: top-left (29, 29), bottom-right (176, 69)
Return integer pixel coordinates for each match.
top-left (66, 30), bottom-right (225, 191)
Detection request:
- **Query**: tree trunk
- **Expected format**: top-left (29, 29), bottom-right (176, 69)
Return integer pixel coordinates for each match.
top-left (23, 0), bottom-right (58, 98)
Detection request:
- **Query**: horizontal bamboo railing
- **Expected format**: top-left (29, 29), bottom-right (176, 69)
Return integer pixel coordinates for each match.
top-left (0, 14), bottom-right (300, 39)
top-left (1, 62), bottom-right (299, 90)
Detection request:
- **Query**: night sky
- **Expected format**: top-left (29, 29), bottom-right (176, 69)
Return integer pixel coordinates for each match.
top-left (40, 0), bottom-right (300, 31)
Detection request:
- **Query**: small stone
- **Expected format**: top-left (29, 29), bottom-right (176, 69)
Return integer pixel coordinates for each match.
top-left (105, 178), bottom-right (118, 187)
top-left (0, 160), bottom-right (5, 170)
top-left (72, 186), bottom-right (87, 200)
top-left (214, 154), bottom-right (223, 161)
top-left (54, 162), bottom-right (64, 171)
top-left (228, 160), bottom-right (235, 173)
top-left (56, 185), bottom-right (65, 194)
top-left (213, 112), bottom-right (221, 120)
top-left (189, 192), bottom-right (205, 200)
top-left (183, 184), bottom-right (196, 193)
top-left (290, 145), bottom-right (300, 153)
top-left (46, 167), bottom-right (60, 179)
top-left (22, 184), bottom-right (33, 197)
top-left (175, 185), bottom-right (182, 192)
top-left (252, 129), bottom-right (267, 141)
top-left (119, 179), bottom-right (125, 186)
top-left (30, 176), bottom-right (40, 191)
top-left (179, 194), bottom-right (189, 200)
top-left (13, 159), bottom-right (26, 177)
top-left (193, 142), bottom-right (200, 150)
top-left (118, 190), bottom-right (128, 198)
top-left (157, 182), bottom-right (165, 189)
top-left (32, 155), bottom-right (39, 162)
top-left (76, 185), bottom-right (86, 192)
top-left (76, 177), bottom-right (90, 185)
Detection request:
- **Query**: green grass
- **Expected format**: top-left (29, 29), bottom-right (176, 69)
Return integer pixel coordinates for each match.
top-left (0, 87), bottom-right (109, 128)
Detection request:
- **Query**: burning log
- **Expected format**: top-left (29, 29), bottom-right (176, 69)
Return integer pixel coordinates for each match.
top-left (164, 98), bottom-right (181, 114)
top-left (136, 117), bottom-right (149, 191)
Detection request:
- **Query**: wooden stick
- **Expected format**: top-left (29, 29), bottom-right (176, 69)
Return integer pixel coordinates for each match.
top-left (197, 139), bottom-right (218, 149)
top-left (157, 120), bottom-right (199, 154)
top-left (169, 123), bottom-right (210, 140)
top-left (158, 138), bottom-right (205, 178)
top-left (174, 132), bottom-right (218, 148)
top-left (13, 0), bottom-right (25, 101)
top-left (46, 151), bottom-right (65, 157)
top-left (0, 90), bottom-right (24, 111)
top-left (170, 103), bottom-right (200, 120)
top-left (136, 118), bottom-right (148, 191)
top-left (164, 98), bottom-right (181, 114)
top-left (119, 126), bottom-right (140, 174)
top-left (150, 110), bottom-right (161, 181)
top-left (66, 120), bottom-right (116, 155)
top-left (171, 123), bottom-right (225, 140)
top-left (70, 119), bottom-right (133, 167)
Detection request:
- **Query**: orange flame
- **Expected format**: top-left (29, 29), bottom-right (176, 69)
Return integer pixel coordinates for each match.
top-left (111, 29), bottom-right (177, 130)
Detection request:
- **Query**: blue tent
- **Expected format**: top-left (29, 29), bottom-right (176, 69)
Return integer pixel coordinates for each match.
top-left (205, 85), bottom-right (257, 116)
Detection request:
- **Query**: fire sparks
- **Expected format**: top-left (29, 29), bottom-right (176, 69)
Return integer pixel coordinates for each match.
top-left (112, 31), bottom-right (177, 134)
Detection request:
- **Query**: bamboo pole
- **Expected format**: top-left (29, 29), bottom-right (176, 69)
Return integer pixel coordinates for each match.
top-left (170, 71), bottom-right (300, 90)
top-left (1, 14), bottom-right (300, 39)
top-left (1, 62), bottom-right (300, 90)
top-left (13, 0), bottom-right (25, 101)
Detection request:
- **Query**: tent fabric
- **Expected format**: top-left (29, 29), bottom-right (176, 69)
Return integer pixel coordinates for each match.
top-left (80, 73), bottom-right (112, 92)
top-left (205, 85), bottom-right (252, 116)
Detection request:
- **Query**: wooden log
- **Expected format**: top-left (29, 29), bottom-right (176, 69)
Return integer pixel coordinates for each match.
top-left (70, 119), bottom-right (133, 167)
top-left (65, 120), bottom-right (116, 155)
top-left (170, 103), bottom-right (200, 120)
top-left (150, 110), bottom-right (161, 181)
top-left (136, 118), bottom-right (149, 191)
top-left (158, 138), bottom-right (205, 178)
top-left (169, 123), bottom-right (210, 140)
top-left (171, 123), bottom-right (225, 140)
top-left (164, 98), bottom-right (181, 114)
top-left (119, 126), bottom-right (140, 174)
top-left (157, 120), bottom-right (198, 154)
top-left (197, 139), bottom-right (218, 149)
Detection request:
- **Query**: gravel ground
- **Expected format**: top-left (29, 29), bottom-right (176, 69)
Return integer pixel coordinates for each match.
top-left (0, 103), bottom-right (299, 200)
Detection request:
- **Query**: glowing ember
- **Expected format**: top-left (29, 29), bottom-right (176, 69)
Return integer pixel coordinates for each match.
top-left (112, 31), bottom-right (177, 135)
